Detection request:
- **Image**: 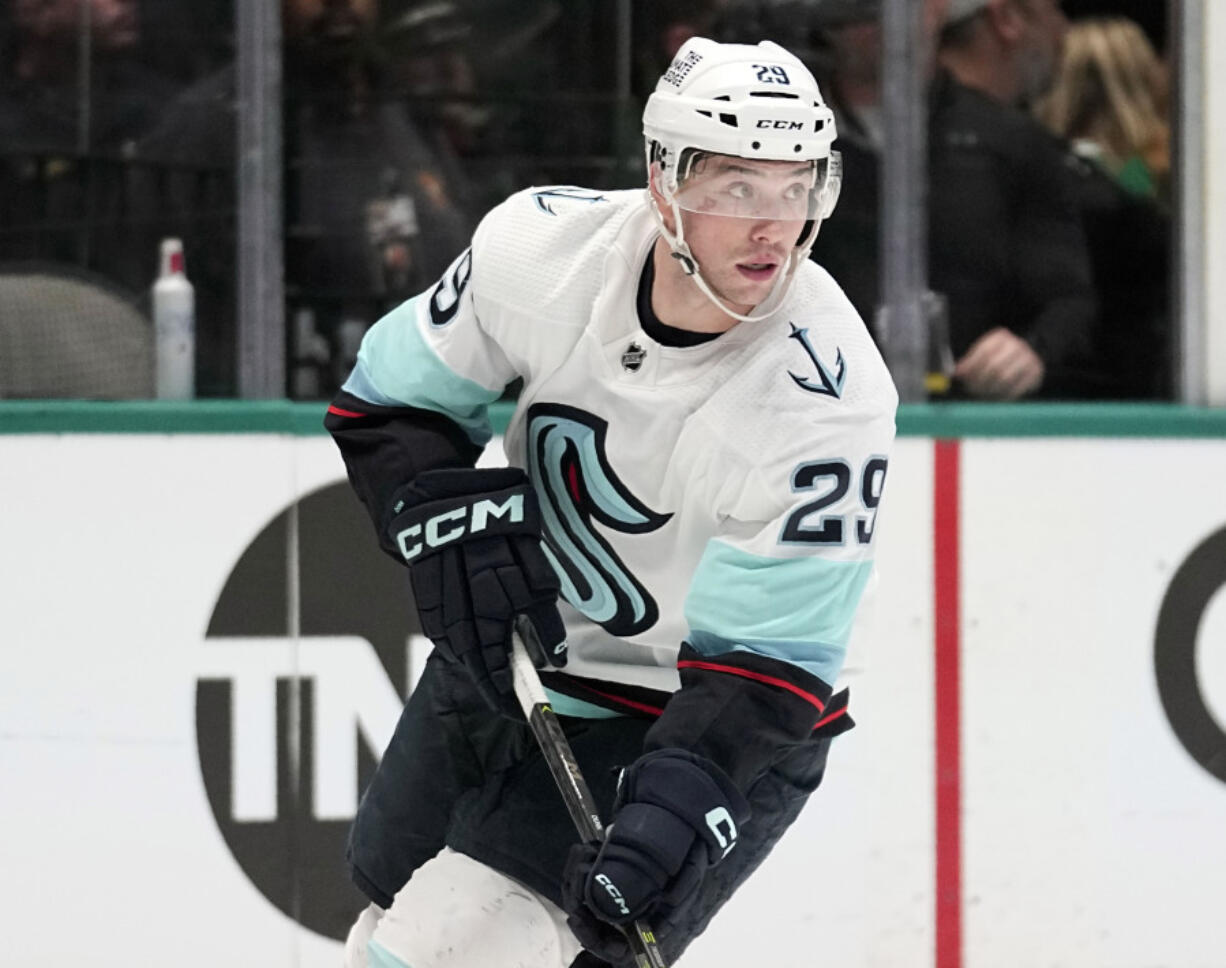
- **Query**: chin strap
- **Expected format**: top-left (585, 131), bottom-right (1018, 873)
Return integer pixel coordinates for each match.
top-left (645, 188), bottom-right (820, 325)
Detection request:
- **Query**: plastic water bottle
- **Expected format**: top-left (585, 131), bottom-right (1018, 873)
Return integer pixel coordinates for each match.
top-left (153, 237), bottom-right (196, 399)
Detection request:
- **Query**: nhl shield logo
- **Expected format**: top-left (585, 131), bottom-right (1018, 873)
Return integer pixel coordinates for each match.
top-left (621, 341), bottom-right (647, 372)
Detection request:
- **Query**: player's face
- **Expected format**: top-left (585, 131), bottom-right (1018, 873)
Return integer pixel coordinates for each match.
top-left (675, 156), bottom-right (812, 313)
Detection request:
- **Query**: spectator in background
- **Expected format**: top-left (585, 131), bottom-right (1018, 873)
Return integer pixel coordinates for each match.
top-left (137, 0), bottom-right (478, 397)
top-left (283, 0), bottom-right (475, 294)
top-left (0, 0), bottom-right (185, 373)
top-left (1, 0), bottom-right (177, 267)
top-left (805, 0), bottom-right (1092, 401)
top-left (1033, 16), bottom-right (1173, 397)
top-left (801, 0), bottom-right (903, 331)
top-left (283, 0), bottom-right (477, 395)
top-left (637, 0), bottom-right (726, 98)
top-left (930, 0), bottom-right (1100, 399)
top-left (718, 0), bottom-right (947, 248)
top-left (0, 0), bottom-right (195, 400)
top-left (1035, 16), bottom-right (1170, 202)
top-left (808, 0), bottom-right (1166, 400)
top-left (382, 0), bottom-right (486, 158)
top-left (0, 0), bottom-right (173, 154)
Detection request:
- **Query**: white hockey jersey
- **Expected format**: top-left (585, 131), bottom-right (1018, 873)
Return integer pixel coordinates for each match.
top-left (343, 185), bottom-right (898, 717)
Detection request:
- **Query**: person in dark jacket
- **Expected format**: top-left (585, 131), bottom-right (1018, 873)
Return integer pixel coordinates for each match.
top-left (1033, 15), bottom-right (1173, 397)
top-left (811, 0), bottom-right (1101, 399)
top-left (933, 0), bottom-right (1097, 399)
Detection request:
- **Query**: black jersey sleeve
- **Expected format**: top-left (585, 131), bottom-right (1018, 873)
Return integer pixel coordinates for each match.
top-left (641, 641), bottom-right (853, 795)
top-left (324, 389), bottom-right (483, 558)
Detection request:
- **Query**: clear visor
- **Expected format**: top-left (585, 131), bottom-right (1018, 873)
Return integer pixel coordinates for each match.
top-left (672, 154), bottom-right (825, 221)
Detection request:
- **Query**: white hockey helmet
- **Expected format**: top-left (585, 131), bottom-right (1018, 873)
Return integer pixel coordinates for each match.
top-left (642, 37), bottom-right (842, 321)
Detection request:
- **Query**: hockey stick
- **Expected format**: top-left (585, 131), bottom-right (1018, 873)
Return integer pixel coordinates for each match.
top-left (510, 616), bottom-right (668, 968)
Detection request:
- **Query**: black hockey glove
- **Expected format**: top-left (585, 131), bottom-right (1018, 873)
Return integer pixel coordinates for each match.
top-left (386, 467), bottom-right (567, 714)
top-left (561, 749), bottom-right (751, 959)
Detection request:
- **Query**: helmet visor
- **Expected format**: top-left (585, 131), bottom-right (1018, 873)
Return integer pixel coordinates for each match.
top-left (672, 154), bottom-right (825, 220)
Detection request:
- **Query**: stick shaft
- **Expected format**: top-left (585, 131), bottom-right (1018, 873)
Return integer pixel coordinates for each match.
top-left (510, 621), bottom-right (668, 968)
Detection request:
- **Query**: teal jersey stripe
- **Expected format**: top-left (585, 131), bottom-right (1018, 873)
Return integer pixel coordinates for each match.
top-left (686, 629), bottom-right (847, 685)
top-left (684, 540), bottom-right (874, 684)
top-left (543, 687), bottom-right (624, 719)
top-left (343, 294), bottom-right (501, 446)
top-left (367, 940), bottom-right (412, 968)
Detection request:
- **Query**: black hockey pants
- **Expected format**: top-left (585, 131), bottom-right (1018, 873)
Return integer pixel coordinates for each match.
top-left (347, 652), bottom-right (837, 968)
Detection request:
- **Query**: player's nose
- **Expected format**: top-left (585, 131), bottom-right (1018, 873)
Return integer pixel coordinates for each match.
top-left (748, 218), bottom-right (790, 245)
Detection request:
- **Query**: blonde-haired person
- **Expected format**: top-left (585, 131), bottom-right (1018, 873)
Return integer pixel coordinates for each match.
top-left (1032, 15), bottom-right (1173, 399)
top-left (1035, 16), bottom-right (1170, 204)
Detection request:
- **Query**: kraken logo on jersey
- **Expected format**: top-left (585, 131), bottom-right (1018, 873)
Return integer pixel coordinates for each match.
top-left (787, 322), bottom-right (847, 399)
top-left (526, 404), bottom-right (671, 636)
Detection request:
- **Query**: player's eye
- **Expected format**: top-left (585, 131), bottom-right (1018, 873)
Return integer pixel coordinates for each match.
top-left (783, 183), bottom-right (808, 201)
top-left (727, 181), bottom-right (754, 201)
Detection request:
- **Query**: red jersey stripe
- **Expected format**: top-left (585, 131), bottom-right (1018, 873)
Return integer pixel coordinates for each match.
top-left (677, 659), bottom-right (826, 715)
top-left (580, 685), bottom-right (665, 717)
top-left (327, 405), bottom-right (367, 418)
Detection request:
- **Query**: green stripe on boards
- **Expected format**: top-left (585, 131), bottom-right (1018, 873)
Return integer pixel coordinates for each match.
top-left (2, 401), bottom-right (1225, 438)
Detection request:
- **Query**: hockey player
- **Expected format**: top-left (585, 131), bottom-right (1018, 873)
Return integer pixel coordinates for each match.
top-left (326, 36), bottom-right (897, 968)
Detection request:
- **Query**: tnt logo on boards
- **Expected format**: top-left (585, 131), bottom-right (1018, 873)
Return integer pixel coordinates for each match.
top-left (197, 482), bottom-right (426, 941)
top-left (1155, 523), bottom-right (1226, 786)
